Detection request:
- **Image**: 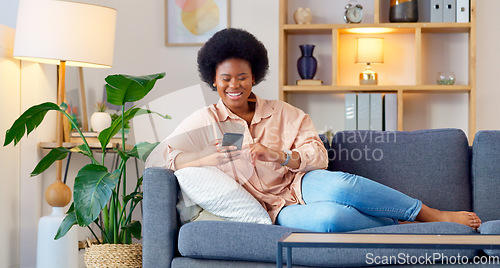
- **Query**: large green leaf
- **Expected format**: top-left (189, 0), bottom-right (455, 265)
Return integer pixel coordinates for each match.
top-left (54, 204), bottom-right (77, 240)
top-left (121, 220), bottom-right (142, 240)
top-left (123, 191), bottom-right (143, 204)
top-left (74, 164), bottom-right (120, 227)
top-left (31, 144), bottom-right (93, 177)
top-left (97, 107), bottom-right (169, 152)
top-left (31, 147), bottom-right (71, 177)
top-left (105, 73), bottom-right (165, 106)
top-left (116, 141), bottom-right (159, 162)
top-left (4, 102), bottom-right (63, 146)
top-left (69, 144), bottom-right (94, 159)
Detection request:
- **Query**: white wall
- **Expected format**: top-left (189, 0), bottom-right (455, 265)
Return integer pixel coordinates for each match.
top-left (0, 24), bottom-right (57, 268)
top-left (0, 0), bottom-right (19, 28)
top-left (3, 0), bottom-right (500, 267)
top-left (0, 24), bottom-right (21, 268)
top-left (476, 0), bottom-right (500, 131)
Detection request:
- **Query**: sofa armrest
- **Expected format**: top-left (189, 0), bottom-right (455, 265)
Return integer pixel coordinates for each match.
top-left (472, 130), bottom-right (500, 222)
top-left (143, 167), bottom-right (179, 268)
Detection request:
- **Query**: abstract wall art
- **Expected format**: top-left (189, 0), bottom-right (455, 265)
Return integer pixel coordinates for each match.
top-left (166, 0), bottom-right (230, 46)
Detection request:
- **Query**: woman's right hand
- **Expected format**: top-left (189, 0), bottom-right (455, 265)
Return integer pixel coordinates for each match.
top-left (174, 139), bottom-right (241, 169)
top-left (197, 139), bottom-right (241, 166)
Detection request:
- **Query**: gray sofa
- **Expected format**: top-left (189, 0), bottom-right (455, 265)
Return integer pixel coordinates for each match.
top-left (143, 128), bottom-right (500, 267)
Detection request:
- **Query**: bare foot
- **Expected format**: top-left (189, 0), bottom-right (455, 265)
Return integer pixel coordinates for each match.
top-left (439, 211), bottom-right (481, 229)
top-left (416, 204), bottom-right (481, 229)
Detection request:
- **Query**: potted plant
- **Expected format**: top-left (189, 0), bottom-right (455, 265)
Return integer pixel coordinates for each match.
top-left (90, 101), bottom-right (112, 133)
top-left (4, 72), bottom-right (169, 267)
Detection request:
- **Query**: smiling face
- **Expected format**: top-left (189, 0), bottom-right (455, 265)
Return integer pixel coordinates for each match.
top-left (214, 58), bottom-right (255, 114)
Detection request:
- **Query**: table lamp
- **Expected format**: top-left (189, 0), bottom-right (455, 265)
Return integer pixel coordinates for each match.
top-left (13, 0), bottom-right (116, 267)
top-left (356, 37), bottom-right (384, 85)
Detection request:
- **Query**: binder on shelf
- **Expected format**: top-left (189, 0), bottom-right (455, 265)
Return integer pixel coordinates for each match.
top-left (296, 79), bottom-right (323, 86)
top-left (419, 0), bottom-right (431, 22)
top-left (384, 94), bottom-right (398, 132)
top-left (344, 94), bottom-right (357, 130)
top-left (370, 93), bottom-right (383, 131)
top-left (357, 93), bottom-right (370, 130)
top-left (430, 0), bottom-right (443, 22)
top-left (70, 131), bottom-right (98, 138)
top-left (443, 0), bottom-right (456, 22)
top-left (456, 0), bottom-right (470, 22)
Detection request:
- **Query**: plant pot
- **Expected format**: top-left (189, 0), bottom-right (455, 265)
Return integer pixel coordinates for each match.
top-left (84, 243), bottom-right (142, 268)
top-left (90, 112), bottom-right (112, 133)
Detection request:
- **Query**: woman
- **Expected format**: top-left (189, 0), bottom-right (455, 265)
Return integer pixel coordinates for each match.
top-left (161, 28), bottom-right (481, 232)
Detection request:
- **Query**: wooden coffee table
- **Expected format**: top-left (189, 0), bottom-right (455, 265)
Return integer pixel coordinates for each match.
top-left (277, 233), bottom-right (500, 268)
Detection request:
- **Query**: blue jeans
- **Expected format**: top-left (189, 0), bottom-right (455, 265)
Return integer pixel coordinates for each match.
top-left (276, 170), bottom-right (422, 232)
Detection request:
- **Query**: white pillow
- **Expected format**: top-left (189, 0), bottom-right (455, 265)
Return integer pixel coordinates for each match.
top-left (174, 166), bottom-right (272, 225)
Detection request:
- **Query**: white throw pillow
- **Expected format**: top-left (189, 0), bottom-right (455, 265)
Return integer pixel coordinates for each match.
top-left (174, 166), bottom-right (272, 225)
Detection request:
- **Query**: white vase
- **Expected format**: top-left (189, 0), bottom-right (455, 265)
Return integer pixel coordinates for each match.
top-left (90, 112), bottom-right (112, 133)
top-left (36, 207), bottom-right (78, 268)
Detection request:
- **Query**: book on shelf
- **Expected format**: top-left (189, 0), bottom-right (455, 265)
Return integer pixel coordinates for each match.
top-left (384, 93), bottom-right (398, 131)
top-left (71, 131), bottom-right (98, 138)
top-left (296, 79), bottom-right (323, 86)
top-left (443, 0), bottom-right (456, 23)
top-left (370, 93), bottom-right (383, 131)
top-left (344, 94), bottom-right (357, 130)
top-left (70, 131), bottom-right (128, 139)
top-left (344, 93), bottom-right (398, 132)
top-left (357, 93), bottom-right (370, 130)
top-left (456, 0), bottom-right (469, 22)
top-left (69, 131), bottom-right (127, 145)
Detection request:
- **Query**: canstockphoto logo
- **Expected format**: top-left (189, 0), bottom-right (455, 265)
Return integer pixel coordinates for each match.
top-left (366, 252), bottom-right (500, 266)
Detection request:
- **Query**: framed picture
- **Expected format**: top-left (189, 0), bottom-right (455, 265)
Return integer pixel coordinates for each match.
top-left (166, 0), bottom-right (230, 46)
top-left (64, 66), bottom-right (89, 136)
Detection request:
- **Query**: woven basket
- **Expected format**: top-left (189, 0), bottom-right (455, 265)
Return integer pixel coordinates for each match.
top-left (84, 242), bottom-right (142, 268)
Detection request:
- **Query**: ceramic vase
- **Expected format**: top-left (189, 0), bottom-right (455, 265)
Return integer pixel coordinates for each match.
top-left (297, 44), bottom-right (317, 80)
top-left (293, 7), bottom-right (312, 24)
top-left (90, 112), bottom-right (112, 133)
top-left (389, 0), bottom-right (418, 22)
top-left (37, 207), bottom-right (78, 268)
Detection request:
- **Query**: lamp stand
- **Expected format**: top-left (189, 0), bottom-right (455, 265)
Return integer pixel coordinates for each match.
top-left (46, 60), bottom-right (72, 207)
top-left (359, 63), bottom-right (378, 85)
top-left (37, 61), bottom-right (77, 268)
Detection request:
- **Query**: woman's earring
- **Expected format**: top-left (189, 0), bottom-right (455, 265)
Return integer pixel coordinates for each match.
top-left (213, 83), bottom-right (216, 88)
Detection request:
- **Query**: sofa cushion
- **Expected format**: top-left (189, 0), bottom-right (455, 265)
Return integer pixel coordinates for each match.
top-left (178, 221), bottom-right (477, 267)
top-left (175, 166), bottom-right (272, 224)
top-left (472, 130), bottom-right (500, 222)
top-left (330, 129), bottom-right (471, 212)
top-left (478, 220), bottom-right (500, 256)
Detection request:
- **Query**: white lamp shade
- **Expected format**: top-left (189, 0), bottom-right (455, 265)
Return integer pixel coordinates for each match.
top-left (14, 0), bottom-right (116, 68)
top-left (355, 37), bottom-right (384, 64)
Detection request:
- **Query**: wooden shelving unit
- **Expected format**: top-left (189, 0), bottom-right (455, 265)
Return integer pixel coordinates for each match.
top-left (279, 0), bottom-right (476, 138)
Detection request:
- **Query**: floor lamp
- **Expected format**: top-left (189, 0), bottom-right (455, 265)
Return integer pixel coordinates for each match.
top-left (13, 0), bottom-right (116, 267)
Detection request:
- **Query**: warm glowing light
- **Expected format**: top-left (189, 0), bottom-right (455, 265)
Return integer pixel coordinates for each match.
top-left (14, 0), bottom-right (116, 68)
top-left (356, 38), bottom-right (384, 64)
top-left (13, 56), bottom-right (112, 68)
top-left (344, 28), bottom-right (394, 34)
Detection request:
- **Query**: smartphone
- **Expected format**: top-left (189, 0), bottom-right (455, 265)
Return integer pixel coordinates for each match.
top-left (222, 132), bottom-right (244, 150)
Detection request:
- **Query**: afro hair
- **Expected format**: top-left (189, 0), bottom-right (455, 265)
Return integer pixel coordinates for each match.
top-left (197, 28), bottom-right (269, 91)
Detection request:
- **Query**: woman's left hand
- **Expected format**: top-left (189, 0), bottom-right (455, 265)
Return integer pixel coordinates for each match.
top-left (246, 143), bottom-right (281, 165)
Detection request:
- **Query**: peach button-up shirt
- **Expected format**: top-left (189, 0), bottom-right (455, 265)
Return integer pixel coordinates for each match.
top-left (157, 94), bottom-right (328, 223)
